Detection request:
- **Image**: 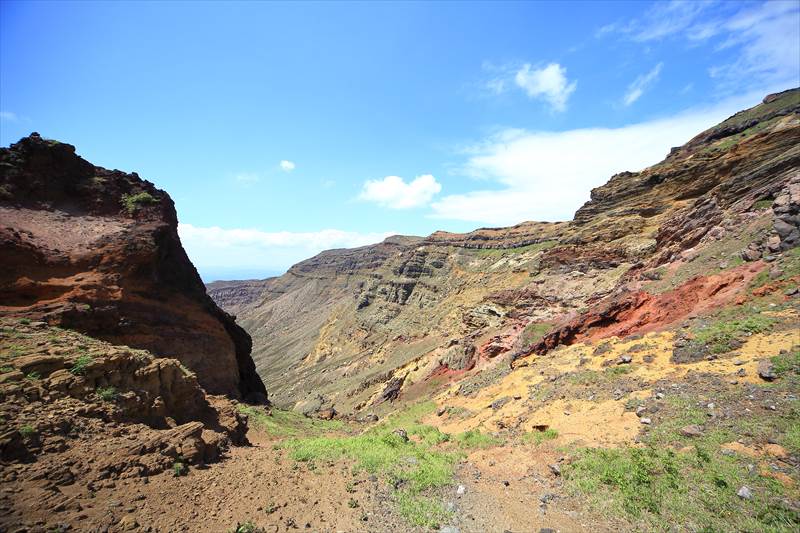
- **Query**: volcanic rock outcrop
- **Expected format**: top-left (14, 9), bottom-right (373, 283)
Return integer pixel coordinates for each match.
top-left (209, 89), bottom-right (800, 415)
top-left (0, 133), bottom-right (267, 402)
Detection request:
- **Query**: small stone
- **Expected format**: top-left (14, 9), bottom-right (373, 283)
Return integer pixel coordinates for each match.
top-left (438, 526), bottom-right (460, 533)
top-left (679, 425), bottom-right (703, 438)
top-left (655, 392), bottom-right (665, 400)
top-left (548, 464), bottom-right (561, 477)
top-left (640, 418), bottom-right (652, 425)
top-left (757, 360), bottom-right (776, 381)
top-left (456, 484), bottom-right (466, 495)
top-left (503, 480), bottom-right (510, 487)
top-left (617, 355), bottom-right (632, 365)
top-left (737, 368), bottom-right (746, 377)
top-left (635, 406), bottom-right (647, 417)
top-left (437, 407), bottom-right (447, 416)
top-left (737, 486), bottom-right (753, 500)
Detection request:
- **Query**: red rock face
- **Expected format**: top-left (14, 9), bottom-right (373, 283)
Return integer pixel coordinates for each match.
top-left (0, 133), bottom-right (267, 402)
top-left (521, 262), bottom-right (766, 359)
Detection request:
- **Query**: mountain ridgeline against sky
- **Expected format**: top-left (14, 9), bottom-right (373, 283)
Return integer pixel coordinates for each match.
top-left (208, 88), bottom-right (799, 412)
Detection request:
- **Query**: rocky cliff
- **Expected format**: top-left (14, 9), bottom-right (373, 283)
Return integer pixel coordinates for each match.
top-left (209, 89), bottom-right (799, 414)
top-left (0, 133), bottom-right (267, 402)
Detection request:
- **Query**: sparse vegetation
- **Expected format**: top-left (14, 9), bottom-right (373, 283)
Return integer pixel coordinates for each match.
top-left (121, 191), bottom-right (158, 213)
top-left (173, 461), bottom-right (188, 477)
top-left (25, 371), bottom-right (40, 381)
top-left (691, 313), bottom-right (775, 354)
top-left (19, 318), bottom-right (30, 325)
top-left (521, 321), bottom-right (551, 346)
top-left (231, 521), bottom-right (262, 533)
top-left (19, 424), bottom-right (36, 437)
top-left (69, 353), bottom-right (94, 375)
top-left (281, 401), bottom-right (458, 528)
top-left (237, 405), bottom-right (345, 437)
top-left (96, 386), bottom-right (117, 402)
top-left (522, 427), bottom-right (558, 445)
top-left (453, 429), bottom-right (500, 449)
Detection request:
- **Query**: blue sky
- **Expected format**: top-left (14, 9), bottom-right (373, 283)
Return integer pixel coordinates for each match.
top-left (2, 1), bottom-right (798, 280)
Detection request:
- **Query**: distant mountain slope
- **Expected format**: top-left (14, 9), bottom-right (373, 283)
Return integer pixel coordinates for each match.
top-left (0, 134), bottom-right (267, 402)
top-left (210, 89), bottom-right (799, 412)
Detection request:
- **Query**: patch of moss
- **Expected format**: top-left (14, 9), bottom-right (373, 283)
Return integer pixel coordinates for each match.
top-left (121, 191), bottom-right (158, 213)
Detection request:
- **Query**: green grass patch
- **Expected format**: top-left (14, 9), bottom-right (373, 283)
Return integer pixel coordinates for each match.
top-left (121, 191), bottom-right (158, 213)
top-left (19, 424), bottom-right (36, 437)
top-left (282, 401), bottom-right (459, 528)
top-left (238, 405), bottom-right (345, 438)
top-left (521, 321), bottom-right (551, 346)
top-left (521, 428), bottom-right (558, 445)
top-left (692, 313), bottom-right (775, 354)
top-left (453, 429), bottom-right (500, 449)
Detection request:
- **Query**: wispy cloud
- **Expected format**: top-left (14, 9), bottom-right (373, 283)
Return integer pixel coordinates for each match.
top-left (623, 62), bottom-right (663, 106)
top-left (0, 111), bottom-right (18, 122)
top-left (358, 174), bottom-right (441, 209)
top-left (280, 160), bottom-right (296, 172)
top-left (598, 1), bottom-right (800, 93)
top-left (179, 223), bottom-right (394, 277)
top-left (431, 91), bottom-right (768, 226)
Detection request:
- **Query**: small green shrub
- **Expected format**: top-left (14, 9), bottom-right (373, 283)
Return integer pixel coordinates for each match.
top-left (19, 318), bottom-right (30, 325)
top-left (19, 424), bottom-right (36, 437)
top-left (70, 354), bottom-right (94, 375)
top-left (0, 366), bottom-right (13, 373)
top-left (25, 371), bottom-right (40, 381)
top-left (348, 497), bottom-right (359, 508)
top-left (173, 461), bottom-right (188, 477)
top-left (231, 522), bottom-right (261, 533)
top-left (121, 191), bottom-right (158, 213)
top-left (96, 386), bottom-right (117, 402)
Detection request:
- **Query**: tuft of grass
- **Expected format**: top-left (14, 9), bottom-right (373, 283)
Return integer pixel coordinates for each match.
top-left (19, 424), bottom-right (36, 437)
top-left (121, 191), bottom-right (158, 214)
top-left (96, 386), bottom-right (117, 402)
top-left (19, 318), bottom-right (30, 325)
top-left (25, 371), bottom-right (40, 381)
top-left (772, 349), bottom-right (800, 377)
top-left (472, 240), bottom-right (557, 257)
top-left (453, 429), bottom-right (500, 449)
top-left (0, 366), bottom-right (13, 373)
top-left (69, 353), bottom-right (94, 375)
top-left (522, 428), bottom-right (558, 445)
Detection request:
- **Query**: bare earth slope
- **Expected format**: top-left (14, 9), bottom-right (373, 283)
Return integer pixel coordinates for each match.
top-left (0, 134), bottom-right (267, 402)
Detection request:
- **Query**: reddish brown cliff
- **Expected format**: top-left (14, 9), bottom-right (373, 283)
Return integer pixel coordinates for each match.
top-left (0, 133), bottom-right (267, 402)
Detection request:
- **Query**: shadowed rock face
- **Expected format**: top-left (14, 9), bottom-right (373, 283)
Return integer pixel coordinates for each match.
top-left (208, 89), bottom-right (799, 414)
top-left (0, 133), bottom-right (267, 402)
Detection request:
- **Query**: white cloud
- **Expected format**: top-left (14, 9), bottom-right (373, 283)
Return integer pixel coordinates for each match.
top-left (514, 63), bottom-right (577, 112)
top-left (623, 62), bottom-right (663, 106)
top-left (178, 223), bottom-right (394, 278)
top-left (431, 90), bottom-right (771, 226)
top-left (280, 160), bottom-right (296, 172)
top-left (358, 174), bottom-right (442, 209)
top-left (0, 111), bottom-right (17, 122)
